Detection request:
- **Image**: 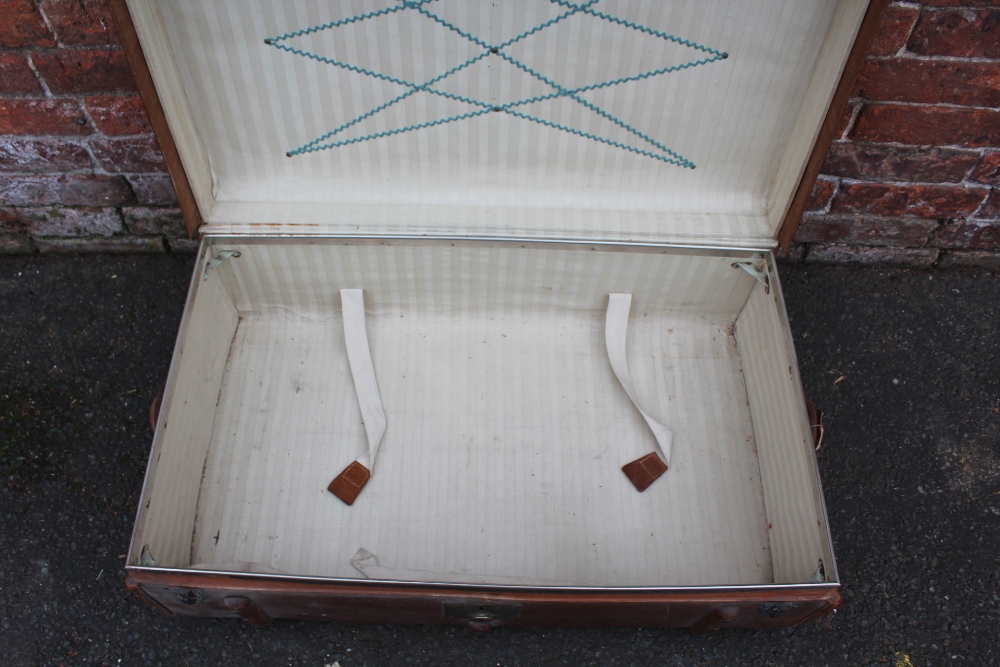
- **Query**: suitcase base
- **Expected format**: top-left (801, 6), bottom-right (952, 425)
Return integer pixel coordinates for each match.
top-left (128, 238), bottom-right (838, 628)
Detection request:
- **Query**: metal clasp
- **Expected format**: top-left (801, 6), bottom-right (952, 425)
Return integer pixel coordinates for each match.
top-left (732, 256), bottom-right (770, 294)
top-left (203, 250), bottom-right (241, 280)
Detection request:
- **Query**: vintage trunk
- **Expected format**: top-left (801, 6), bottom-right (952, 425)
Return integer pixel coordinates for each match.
top-left (116, 0), bottom-right (886, 629)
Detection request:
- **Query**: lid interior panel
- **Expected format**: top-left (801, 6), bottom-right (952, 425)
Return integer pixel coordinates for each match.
top-left (130, 0), bottom-right (867, 240)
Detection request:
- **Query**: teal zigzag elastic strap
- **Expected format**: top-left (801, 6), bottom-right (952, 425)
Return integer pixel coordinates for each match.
top-left (265, 0), bottom-right (727, 167)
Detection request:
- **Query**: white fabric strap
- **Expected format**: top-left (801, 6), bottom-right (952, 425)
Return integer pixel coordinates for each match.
top-left (340, 289), bottom-right (386, 469)
top-left (605, 293), bottom-right (673, 467)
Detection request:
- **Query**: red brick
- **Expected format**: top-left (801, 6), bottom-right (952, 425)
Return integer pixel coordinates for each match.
top-left (125, 174), bottom-right (177, 205)
top-left (0, 0), bottom-right (55, 47)
top-left (845, 216), bottom-right (940, 246)
top-left (821, 142), bottom-right (979, 183)
top-left (0, 53), bottom-right (43, 95)
top-left (938, 250), bottom-right (1000, 269)
top-left (167, 237), bottom-right (199, 254)
top-left (832, 182), bottom-right (988, 217)
top-left (0, 174), bottom-right (132, 206)
top-left (35, 236), bottom-right (164, 253)
top-left (916, 1), bottom-right (999, 6)
top-left (40, 0), bottom-right (119, 46)
top-left (805, 243), bottom-right (939, 267)
top-left (795, 215), bottom-right (852, 243)
top-left (977, 189), bottom-right (1000, 218)
top-left (90, 136), bottom-right (166, 173)
top-left (908, 9), bottom-right (1000, 58)
top-left (0, 207), bottom-right (26, 232)
top-left (32, 49), bottom-right (136, 94)
top-left (776, 242), bottom-right (806, 264)
top-left (870, 6), bottom-right (920, 56)
top-left (807, 177), bottom-right (837, 211)
top-left (2, 208), bottom-right (33, 234)
top-left (970, 152), bottom-right (1000, 185)
top-left (84, 95), bottom-right (152, 135)
top-left (934, 220), bottom-right (1000, 249)
top-left (0, 206), bottom-right (122, 236)
top-left (0, 98), bottom-right (91, 135)
top-left (797, 213), bottom-right (939, 246)
top-left (0, 233), bottom-right (34, 253)
top-left (855, 59), bottom-right (1000, 107)
top-left (0, 138), bottom-right (91, 172)
top-left (122, 207), bottom-right (184, 235)
top-left (851, 104), bottom-right (1000, 148)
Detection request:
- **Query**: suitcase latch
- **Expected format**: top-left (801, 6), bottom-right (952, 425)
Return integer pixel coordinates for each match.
top-left (444, 603), bottom-right (520, 631)
top-left (175, 589), bottom-right (205, 606)
top-left (759, 601), bottom-right (796, 618)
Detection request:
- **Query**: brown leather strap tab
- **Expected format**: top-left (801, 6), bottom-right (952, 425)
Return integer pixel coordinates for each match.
top-left (149, 382), bottom-right (165, 433)
top-left (621, 452), bottom-right (668, 492)
top-left (806, 398), bottom-right (824, 449)
top-left (225, 596), bottom-right (272, 627)
top-left (328, 461), bottom-right (371, 505)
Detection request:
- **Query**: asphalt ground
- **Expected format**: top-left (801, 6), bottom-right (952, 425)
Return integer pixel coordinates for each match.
top-left (0, 254), bottom-right (998, 666)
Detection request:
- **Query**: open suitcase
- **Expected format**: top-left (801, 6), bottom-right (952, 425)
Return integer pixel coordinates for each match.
top-left (115, 0), bottom-right (886, 630)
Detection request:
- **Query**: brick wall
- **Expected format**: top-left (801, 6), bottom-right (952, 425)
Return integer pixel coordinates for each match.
top-left (794, 0), bottom-right (1000, 269)
top-left (1, 0), bottom-right (998, 266)
top-left (0, 0), bottom-right (189, 254)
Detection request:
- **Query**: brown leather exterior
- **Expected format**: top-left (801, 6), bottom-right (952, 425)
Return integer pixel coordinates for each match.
top-left (225, 596), bottom-right (272, 626)
top-left (125, 568), bottom-right (841, 631)
top-left (690, 605), bottom-right (741, 633)
top-left (149, 382), bottom-right (165, 433)
top-left (108, 0), bottom-right (203, 238)
top-left (621, 452), bottom-right (668, 492)
top-left (806, 398), bottom-right (824, 448)
top-left (328, 461), bottom-right (371, 505)
top-left (777, 0), bottom-right (891, 251)
top-left (124, 574), bottom-right (173, 616)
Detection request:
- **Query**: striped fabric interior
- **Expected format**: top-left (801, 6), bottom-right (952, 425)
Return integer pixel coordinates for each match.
top-left (127, 0), bottom-right (866, 241)
top-left (131, 240), bottom-right (834, 587)
top-left (735, 281), bottom-right (835, 584)
top-left (131, 270), bottom-right (240, 569)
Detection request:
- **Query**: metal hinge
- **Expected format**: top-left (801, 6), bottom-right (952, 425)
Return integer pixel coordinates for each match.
top-left (203, 250), bottom-right (241, 280)
top-left (732, 257), bottom-right (770, 294)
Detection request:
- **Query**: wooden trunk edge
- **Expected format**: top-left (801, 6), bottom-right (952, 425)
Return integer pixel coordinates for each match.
top-left (776, 0), bottom-right (891, 250)
top-left (125, 568), bottom-right (841, 630)
top-left (108, 0), bottom-right (203, 239)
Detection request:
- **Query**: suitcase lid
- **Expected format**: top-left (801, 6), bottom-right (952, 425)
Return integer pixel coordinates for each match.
top-left (122, 0), bottom-right (877, 247)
